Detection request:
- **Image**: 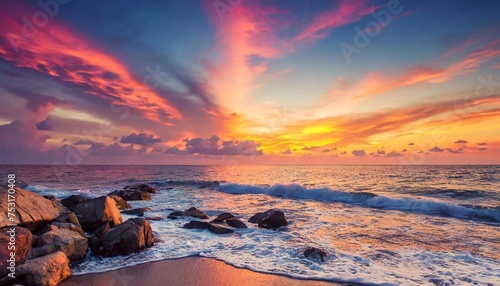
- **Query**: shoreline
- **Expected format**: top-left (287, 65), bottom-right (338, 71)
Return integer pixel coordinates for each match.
top-left (60, 256), bottom-right (358, 286)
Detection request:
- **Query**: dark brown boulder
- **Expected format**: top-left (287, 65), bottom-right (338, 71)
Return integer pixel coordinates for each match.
top-left (144, 216), bottom-right (163, 221)
top-left (30, 225), bottom-right (88, 262)
top-left (248, 209), bottom-right (276, 223)
top-left (183, 221), bottom-right (233, 234)
top-left (249, 209), bottom-right (288, 228)
top-left (73, 196), bottom-right (123, 232)
top-left (303, 247), bottom-right (327, 262)
top-left (0, 226), bottom-right (32, 277)
top-left (61, 195), bottom-right (88, 211)
top-left (226, 218), bottom-right (247, 228)
top-left (184, 207), bottom-right (209, 219)
top-left (167, 211), bottom-right (184, 219)
top-left (124, 184), bottom-right (157, 193)
top-left (98, 218), bottom-right (155, 257)
top-left (107, 189), bottom-right (151, 201)
top-left (216, 212), bottom-right (235, 220)
top-left (0, 186), bottom-right (60, 230)
top-left (122, 207), bottom-right (151, 216)
top-left (108, 195), bottom-right (131, 210)
top-left (17, 251), bottom-right (71, 286)
top-left (51, 222), bottom-right (85, 237)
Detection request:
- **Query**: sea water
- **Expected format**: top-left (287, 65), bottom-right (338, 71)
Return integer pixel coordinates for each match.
top-left (2, 165), bottom-right (499, 285)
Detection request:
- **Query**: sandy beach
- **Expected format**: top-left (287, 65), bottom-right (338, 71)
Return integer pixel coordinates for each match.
top-left (60, 257), bottom-right (347, 286)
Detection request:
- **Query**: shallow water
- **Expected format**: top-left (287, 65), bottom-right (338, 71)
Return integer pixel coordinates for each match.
top-left (2, 165), bottom-right (499, 285)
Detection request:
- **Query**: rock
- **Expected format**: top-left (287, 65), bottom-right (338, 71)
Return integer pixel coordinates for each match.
top-left (167, 207), bottom-right (209, 219)
top-left (73, 196), bottom-right (123, 232)
top-left (144, 216), bottom-right (163, 221)
top-left (108, 195), bottom-right (131, 210)
top-left (17, 251), bottom-right (71, 286)
top-left (0, 226), bottom-right (32, 277)
top-left (248, 209), bottom-right (276, 223)
top-left (216, 212), bottom-right (235, 220)
top-left (184, 207), bottom-right (209, 219)
top-left (122, 207), bottom-right (151, 216)
top-left (183, 221), bottom-right (233, 234)
top-left (54, 212), bottom-right (81, 227)
top-left (43, 195), bottom-right (58, 201)
top-left (94, 222), bottom-right (111, 239)
top-left (50, 222), bottom-right (85, 237)
top-left (167, 211), bottom-right (184, 219)
top-left (60, 195), bottom-right (88, 211)
top-left (0, 186), bottom-right (60, 230)
top-left (210, 212), bottom-right (246, 228)
top-left (303, 247), bottom-right (327, 262)
top-left (30, 225), bottom-right (88, 262)
top-left (258, 210), bottom-right (288, 229)
top-left (226, 218), bottom-right (247, 228)
top-left (97, 218), bottom-right (155, 257)
top-left (124, 184), bottom-right (157, 193)
top-left (107, 189), bottom-right (151, 201)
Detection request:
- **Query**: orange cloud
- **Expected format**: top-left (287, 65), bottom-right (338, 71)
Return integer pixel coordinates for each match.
top-left (206, 2), bottom-right (286, 112)
top-left (335, 39), bottom-right (500, 100)
top-left (0, 5), bottom-right (181, 123)
top-left (292, 0), bottom-right (377, 44)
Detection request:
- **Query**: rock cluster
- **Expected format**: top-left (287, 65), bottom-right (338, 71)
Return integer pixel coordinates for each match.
top-left (0, 184), bottom-right (156, 286)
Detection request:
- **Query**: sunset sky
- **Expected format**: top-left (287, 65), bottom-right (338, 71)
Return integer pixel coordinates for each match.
top-left (0, 0), bottom-right (499, 165)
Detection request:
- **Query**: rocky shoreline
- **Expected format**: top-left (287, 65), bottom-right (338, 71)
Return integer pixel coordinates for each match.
top-left (0, 183), bottom-right (326, 286)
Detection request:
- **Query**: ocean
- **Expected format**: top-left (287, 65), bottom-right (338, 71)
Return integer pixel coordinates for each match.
top-left (2, 165), bottom-right (499, 285)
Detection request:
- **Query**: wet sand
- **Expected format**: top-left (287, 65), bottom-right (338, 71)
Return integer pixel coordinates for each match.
top-left (59, 256), bottom-right (352, 286)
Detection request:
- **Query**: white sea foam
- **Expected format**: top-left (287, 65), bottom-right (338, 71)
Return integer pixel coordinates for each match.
top-left (217, 183), bottom-right (500, 222)
top-left (19, 182), bottom-right (500, 285)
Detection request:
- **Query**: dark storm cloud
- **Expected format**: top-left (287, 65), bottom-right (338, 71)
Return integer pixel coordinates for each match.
top-left (35, 117), bottom-right (54, 131)
top-left (429, 146), bottom-right (444, 152)
top-left (120, 132), bottom-right (162, 145)
top-left (454, 139), bottom-right (468, 144)
top-left (352, 150), bottom-right (366, 156)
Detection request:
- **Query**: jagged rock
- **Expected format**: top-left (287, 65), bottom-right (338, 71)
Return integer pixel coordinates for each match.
top-left (303, 247), bottom-right (327, 262)
top-left (94, 222), bottom-right (111, 239)
top-left (248, 209), bottom-right (276, 223)
top-left (0, 226), bottom-right (32, 276)
top-left (107, 189), bottom-right (151, 201)
top-left (167, 211), bottom-right (184, 219)
top-left (88, 223), bottom-right (111, 254)
top-left (108, 195), bottom-right (131, 210)
top-left (0, 186), bottom-right (60, 230)
top-left (50, 222), bottom-right (85, 237)
top-left (73, 196), bottom-right (123, 232)
top-left (123, 184), bottom-right (157, 193)
top-left (210, 212), bottom-right (246, 228)
top-left (184, 207), bottom-right (209, 219)
top-left (60, 195), bottom-right (88, 211)
top-left (183, 221), bottom-right (233, 234)
top-left (257, 210), bottom-right (288, 229)
top-left (122, 207), bottom-right (151, 216)
top-left (216, 212), bottom-right (235, 220)
top-left (167, 207), bottom-right (209, 219)
top-left (53, 212), bottom-right (81, 228)
top-left (17, 251), bottom-right (71, 286)
top-left (30, 225), bottom-right (88, 262)
top-left (226, 218), bottom-right (247, 228)
top-left (144, 216), bottom-right (163, 221)
top-left (97, 218), bottom-right (155, 257)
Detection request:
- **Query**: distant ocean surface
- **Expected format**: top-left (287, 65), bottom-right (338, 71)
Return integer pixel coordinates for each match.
top-left (2, 165), bottom-right (499, 285)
